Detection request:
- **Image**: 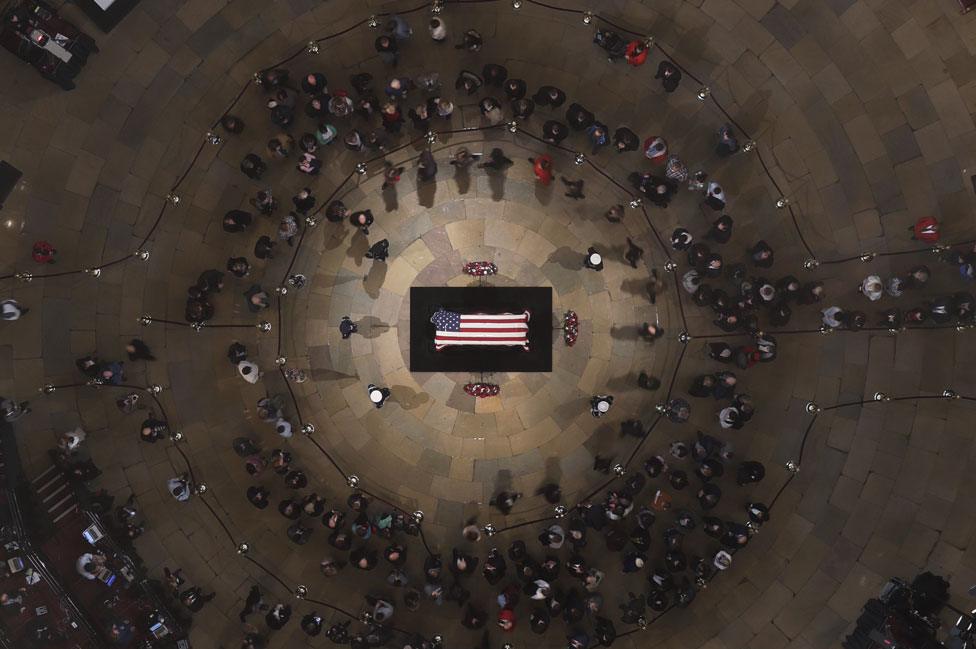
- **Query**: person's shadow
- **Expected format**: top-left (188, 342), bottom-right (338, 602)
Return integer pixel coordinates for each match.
top-left (534, 179), bottom-right (553, 206)
top-left (547, 246), bottom-right (584, 271)
top-left (487, 169), bottom-right (506, 201)
top-left (609, 325), bottom-right (640, 340)
top-left (417, 177), bottom-right (436, 208)
top-left (389, 385), bottom-right (430, 410)
top-left (363, 260), bottom-right (387, 298)
top-left (382, 184), bottom-right (398, 212)
top-left (357, 315), bottom-right (391, 339)
top-left (454, 165), bottom-right (471, 195)
top-left (347, 231), bottom-right (369, 266)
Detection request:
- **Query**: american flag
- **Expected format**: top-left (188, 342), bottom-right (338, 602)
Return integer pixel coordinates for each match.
top-left (431, 309), bottom-right (531, 351)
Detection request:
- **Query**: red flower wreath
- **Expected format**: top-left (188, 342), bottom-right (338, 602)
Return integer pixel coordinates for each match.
top-left (564, 311), bottom-right (579, 346)
top-left (464, 382), bottom-right (500, 398)
top-left (463, 261), bottom-right (498, 276)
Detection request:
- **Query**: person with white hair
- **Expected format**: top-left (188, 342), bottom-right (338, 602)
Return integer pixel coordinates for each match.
top-left (859, 274), bottom-right (884, 301)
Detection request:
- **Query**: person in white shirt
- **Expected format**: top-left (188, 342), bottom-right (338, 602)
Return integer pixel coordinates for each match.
top-left (275, 417), bottom-right (293, 439)
top-left (76, 552), bottom-right (106, 580)
top-left (238, 360), bottom-right (262, 383)
top-left (167, 474), bottom-right (191, 502)
top-left (859, 275), bottom-right (883, 301)
top-left (1, 299), bottom-right (27, 321)
top-left (428, 17), bottom-right (447, 42)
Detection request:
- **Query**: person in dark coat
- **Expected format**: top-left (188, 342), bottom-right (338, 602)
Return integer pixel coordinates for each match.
top-left (565, 103), bottom-right (595, 130)
top-left (180, 587), bottom-right (215, 613)
top-left (504, 78), bottom-right (526, 100)
top-left (542, 120), bottom-right (569, 145)
top-left (736, 461), bottom-right (765, 486)
top-left (418, 150), bottom-right (438, 181)
top-left (655, 60), bottom-right (681, 92)
top-left (613, 127), bottom-right (640, 153)
top-left (533, 85), bottom-right (566, 108)
top-left (705, 214), bottom-right (733, 243)
top-left (240, 154), bottom-right (266, 180)
top-left (479, 148), bottom-right (514, 171)
top-left (350, 210), bottom-right (374, 235)
top-left (266, 603), bottom-right (291, 630)
top-left (339, 316), bottom-right (358, 339)
top-left (749, 240), bottom-right (774, 268)
top-left (365, 239), bottom-right (389, 261)
top-left (223, 210), bottom-right (252, 233)
top-left (125, 339), bottom-right (155, 361)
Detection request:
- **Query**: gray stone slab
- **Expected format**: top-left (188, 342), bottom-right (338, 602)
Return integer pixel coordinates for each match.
top-left (186, 14), bottom-right (234, 59)
top-left (881, 124), bottom-right (921, 165)
top-left (761, 4), bottom-right (807, 50)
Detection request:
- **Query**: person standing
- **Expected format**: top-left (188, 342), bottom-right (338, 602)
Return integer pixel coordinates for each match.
top-left (125, 339), bottom-right (155, 361)
top-left (32, 240), bottom-right (57, 264)
top-left (1, 397), bottom-right (31, 422)
top-left (365, 239), bottom-right (390, 261)
top-left (1, 299), bottom-right (28, 321)
top-left (367, 384), bottom-right (391, 408)
top-left (584, 247), bottom-right (604, 271)
top-left (339, 316), bottom-right (358, 339)
top-left (655, 60), bottom-right (681, 92)
top-left (590, 395), bottom-right (613, 417)
top-left (180, 587), bottom-right (216, 613)
top-left (375, 36), bottom-right (398, 66)
top-left (529, 155), bottom-right (553, 185)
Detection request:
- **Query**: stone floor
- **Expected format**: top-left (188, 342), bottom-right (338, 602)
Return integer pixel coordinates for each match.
top-left (2, 0), bottom-right (976, 648)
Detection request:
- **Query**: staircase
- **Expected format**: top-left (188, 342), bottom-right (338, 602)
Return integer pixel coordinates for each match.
top-left (31, 464), bottom-right (79, 524)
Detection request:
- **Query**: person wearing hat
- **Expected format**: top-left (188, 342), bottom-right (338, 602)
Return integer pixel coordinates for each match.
top-left (590, 395), bottom-right (613, 418)
top-left (584, 247), bottom-right (604, 271)
top-left (367, 384), bottom-right (391, 408)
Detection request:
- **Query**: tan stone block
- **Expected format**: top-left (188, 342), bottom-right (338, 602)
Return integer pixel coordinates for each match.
top-left (422, 401), bottom-right (459, 435)
top-left (891, 19), bottom-right (929, 61)
top-left (843, 114), bottom-right (886, 164)
top-left (445, 218), bottom-right (484, 249)
top-left (516, 228), bottom-right (557, 261)
top-left (484, 219), bottom-right (526, 252)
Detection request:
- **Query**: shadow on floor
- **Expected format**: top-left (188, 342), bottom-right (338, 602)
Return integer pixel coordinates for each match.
top-left (389, 384), bottom-right (430, 410)
top-left (363, 260), bottom-right (387, 299)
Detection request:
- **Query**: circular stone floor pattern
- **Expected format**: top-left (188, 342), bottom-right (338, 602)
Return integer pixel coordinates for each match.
top-left (1, 1), bottom-right (976, 649)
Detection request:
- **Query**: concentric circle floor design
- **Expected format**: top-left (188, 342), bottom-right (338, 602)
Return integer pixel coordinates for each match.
top-left (1, 1), bottom-right (976, 649)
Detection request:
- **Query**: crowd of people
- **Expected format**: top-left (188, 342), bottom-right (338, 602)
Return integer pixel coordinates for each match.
top-left (3, 10), bottom-right (975, 649)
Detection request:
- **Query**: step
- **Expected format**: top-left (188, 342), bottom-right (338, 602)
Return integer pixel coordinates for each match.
top-left (31, 464), bottom-right (58, 485)
top-left (42, 482), bottom-right (69, 504)
top-left (52, 503), bottom-right (78, 524)
top-left (48, 490), bottom-right (75, 511)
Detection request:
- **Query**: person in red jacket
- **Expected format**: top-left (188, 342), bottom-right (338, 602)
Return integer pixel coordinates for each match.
top-left (529, 154), bottom-right (553, 185)
top-left (624, 40), bottom-right (649, 67)
top-left (32, 240), bottom-right (57, 264)
top-left (497, 607), bottom-right (516, 631)
top-left (911, 216), bottom-right (939, 243)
